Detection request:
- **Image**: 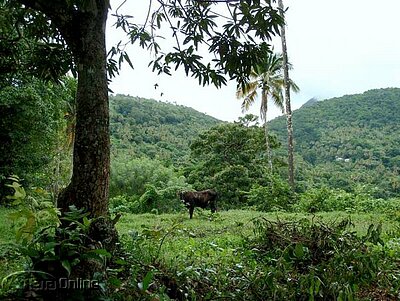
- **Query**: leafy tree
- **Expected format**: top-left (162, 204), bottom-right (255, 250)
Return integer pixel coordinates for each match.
top-left (185, 118), bottom-right (282, 207)
top-left (0, 79), bottom-right (74, 196)
top-left (0, 1), bottom-right (73, 85)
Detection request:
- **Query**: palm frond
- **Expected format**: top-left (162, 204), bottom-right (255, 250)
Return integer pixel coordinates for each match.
top-left (235, 51), bottom-right (299, 118)
top-left (241, 89), bottom-right (258, 112)
top-left (236, 80), bottom-right (258, 99)
top-left (289, 79), bottom-right (300, 93)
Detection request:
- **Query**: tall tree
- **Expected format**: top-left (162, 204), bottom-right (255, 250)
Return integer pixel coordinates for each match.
top-left (8, 0), bottom-right (283, 216)
top-left (12, 0), bottom-right (111, 218)
top-left (278, 0), bottom-right (295, 189)
top-left (187, 120), bottom-right (275, 207)
top-left (5, 0), bottom-right (284, 283)
top-left (236, 53), bottom-right (298, 170)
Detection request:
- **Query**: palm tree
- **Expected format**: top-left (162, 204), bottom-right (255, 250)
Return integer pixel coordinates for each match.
top-left (236, 53), bottom-right (299, 170)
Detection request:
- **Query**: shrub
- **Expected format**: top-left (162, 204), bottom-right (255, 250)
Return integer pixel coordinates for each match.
top-left (295, 187), bottom-right (355, 213)
top-left (110, 157), bottom-right (187, 198)
top-left (110, 184), bottom-right (190, 214)
top-left (245, 217), bottom-right (396, 300)
top-left (295, 187), bottom-right (400, 214)
top-left (246, 176), bottom-right (292, 211)
top-left (109, 194), bottom-right (140, 214)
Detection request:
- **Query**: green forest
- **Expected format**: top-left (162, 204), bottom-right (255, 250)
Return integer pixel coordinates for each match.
top-left (269, 88), bottom-right (400, 198)
top-left (1, 0), bottom-right (400, 300)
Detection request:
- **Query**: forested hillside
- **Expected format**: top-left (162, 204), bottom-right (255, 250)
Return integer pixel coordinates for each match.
top-left (269, 88), bottom-right (400, 197)
top-left (110, 94), bottom-right (221, 164)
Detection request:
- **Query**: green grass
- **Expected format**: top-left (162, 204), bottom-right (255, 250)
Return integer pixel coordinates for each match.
top-left (117, 209), bottom-right (399, 239)
top-left (1, 207), bottom-right (399, 299)
top-left (116, 209), bottom-right (400, 271)
top-left (115, 209), bottom-right (400, 300)
top-left (0, 207), bottom-right (20, 243)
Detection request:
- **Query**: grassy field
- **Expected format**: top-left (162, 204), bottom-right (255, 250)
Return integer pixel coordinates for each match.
top-left (1, 207), bottom-right (400, 299)
top-left (114, 209), bottom-right (400, 300)
top-left (117, 209), bottom-right (400, 254)
top-left (117, 209), bottom-right (399, 236)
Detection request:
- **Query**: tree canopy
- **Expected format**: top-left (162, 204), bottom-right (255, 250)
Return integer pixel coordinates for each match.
top-left (185, 119), bottom-right (284, 207)
top-left (3, 0), bottom-right (285, 215)
top-left (269, 88), bottom-right (400, 197)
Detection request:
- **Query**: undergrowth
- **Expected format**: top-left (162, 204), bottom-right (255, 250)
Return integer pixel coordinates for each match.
top-left (111, 212), bottom-right (400, 300)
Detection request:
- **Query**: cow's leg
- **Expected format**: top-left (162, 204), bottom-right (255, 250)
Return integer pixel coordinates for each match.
top-left (210, 201), bottom-right (216, 213)
top-left (189, 206), bottom-right (194, 219)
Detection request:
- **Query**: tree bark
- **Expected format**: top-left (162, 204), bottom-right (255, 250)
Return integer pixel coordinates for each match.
top-left (13, 4), bottom-right (116, 299)
top-left (262, 88), bottom-right (273, 171)
top-left (19, 0), bottom-right (111, 219)
top-left (278, 0), bottom-right (295, 190)
top-left (58, 9), bottom-right (110, 217)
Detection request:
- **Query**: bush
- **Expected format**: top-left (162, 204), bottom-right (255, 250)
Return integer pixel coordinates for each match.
top-left (295, 187), bottom-right (356, 213)
top-left (109, 194), bottom-right (140, 214)
top-left (213, 165), bottom-right (251, 208)
top-left (110, 184), bottom-right (190, 214)
top-left (295, 187), bottom-right (400, 214)
top-left (246, 175), bottom-right (293, 211)
top-left (244, 217), bottom-right (396, 300)
top-left (110, 157), bottom-right (188, 198)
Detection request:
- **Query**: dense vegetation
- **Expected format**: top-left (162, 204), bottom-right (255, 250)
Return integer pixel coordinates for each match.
top-left (2, 207), bottom-right (400, 300)
top-left (4, 1), bottom-right (400, 299)
top-left (110, 94), bottom-right (221, 164)
top-left (2, 82), bottom-right (400, 300)
top-left (0, 78), bottom-right (76, 200)
top-left (4, 85), bottom-right (400, 209)
top-left (269, 88), bottom-right (400, 198)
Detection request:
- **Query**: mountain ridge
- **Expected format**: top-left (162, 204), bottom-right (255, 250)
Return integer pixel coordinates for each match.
top-left (269, 87), bottom-right (400, 197)
top-left (110, 94), bottom-right (222, 164)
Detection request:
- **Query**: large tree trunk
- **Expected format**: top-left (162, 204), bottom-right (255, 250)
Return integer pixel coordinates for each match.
top-left (15, 3), bottom-right (117, 300)
top-left (19, 0), bottom-right (118, 278)
top-left (278, 0), bottom-right (295, 190)
top-left (19, 0), bottom-right (111, 218)
top-left (56, 4), bottom-right (110, 218)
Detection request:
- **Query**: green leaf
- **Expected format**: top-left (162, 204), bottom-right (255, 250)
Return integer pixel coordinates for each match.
top-left (5, 181), bottom-right (26, 201)
top-left (294, 243), bottom-right (305, 258)
top-left (114, 258), bottom-right (128, 265)
top-left (87, 249), bottom-right (112, 258)
top-left (138, 271), bottom-right (153, 291)
top-left (108, 277), bottom-right (122, 288)
top-left (123, 53), bottom-right (133, 69)
top-left (82, 216), bottom-right (91, 228)
top-left (61, 260), bottom-right (72, 276)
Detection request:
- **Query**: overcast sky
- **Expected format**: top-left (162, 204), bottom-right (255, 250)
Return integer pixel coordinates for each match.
top-left (106, 0), bottom-right (400, 122)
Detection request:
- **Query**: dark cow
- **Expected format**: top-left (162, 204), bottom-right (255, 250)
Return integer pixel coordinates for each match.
top-left (179, 189), bottom-right (217, 219)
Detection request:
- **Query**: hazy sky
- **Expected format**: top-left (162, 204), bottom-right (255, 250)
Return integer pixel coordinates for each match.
top-left (106, 0), bottom-right (400, 122)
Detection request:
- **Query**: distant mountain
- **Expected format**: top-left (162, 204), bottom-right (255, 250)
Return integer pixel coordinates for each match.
top-left (110, 94), bottom-right (222, 164)
top-left (300, 97), bottom-right (319, 109)
top-left (269, 88), bottom-right (400, 197)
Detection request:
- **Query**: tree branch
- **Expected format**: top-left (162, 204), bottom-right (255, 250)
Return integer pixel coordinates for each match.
top-left (17, 0), bottom-right (71, 24)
